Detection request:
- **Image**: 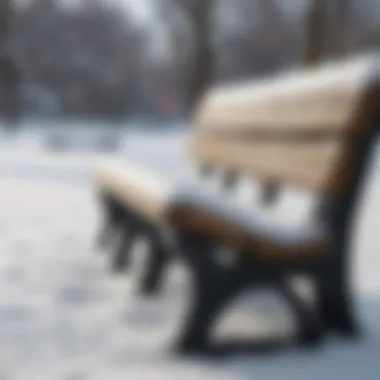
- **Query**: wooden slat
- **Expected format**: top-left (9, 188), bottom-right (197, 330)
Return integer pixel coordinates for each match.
top-left (188, 136), bottom-right (347, 196)
top-left (94, 162), bottom-right (170, 222)
top-left (195, 55), bottom-right (376, 137)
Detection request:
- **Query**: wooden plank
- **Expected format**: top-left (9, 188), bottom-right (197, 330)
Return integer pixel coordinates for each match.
top-left (94, 162), bottom-right (170, 222)
top-left (195, 55), bottom-right (376, 137)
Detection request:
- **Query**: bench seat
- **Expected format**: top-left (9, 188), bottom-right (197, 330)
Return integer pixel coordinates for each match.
top-left (95, 160), bottom-right (329, 262)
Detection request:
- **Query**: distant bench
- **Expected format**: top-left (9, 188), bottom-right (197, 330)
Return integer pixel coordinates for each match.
top-left (94, 54), bottom-right (380, 354)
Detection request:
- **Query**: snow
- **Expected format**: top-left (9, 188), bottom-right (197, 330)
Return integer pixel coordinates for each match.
top-left (0, 124), bottom-right (380, 379)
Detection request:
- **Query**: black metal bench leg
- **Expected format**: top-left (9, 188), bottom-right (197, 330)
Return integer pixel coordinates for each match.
top-left (139, 234), bottom-right (169, 296)
top-left (176, 277), bottom-right (239, 354)
top-left (174, 236), bottom-right (244, 354)
top-left (279, 282), bottom-right (323, 346)
top-left (111, 222), bottom-right (136, 273)
top-left (97, 211), bottom-right (113, 250)
top-left (316, 270), bottom-right (358, 338)
top-left (97, 197), bottom-right (119, 250)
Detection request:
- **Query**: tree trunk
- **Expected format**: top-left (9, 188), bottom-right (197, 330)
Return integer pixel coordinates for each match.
top-left (185, 0), bottom-right (214, 114)
top-left (0, 0), bottom-right (21, 130)
top-left (0, 1), bottom-right (12, 44)
top-left (326, 0), bottom-right (352, 58)
top-left (303, 0), bottom-right (328, 65)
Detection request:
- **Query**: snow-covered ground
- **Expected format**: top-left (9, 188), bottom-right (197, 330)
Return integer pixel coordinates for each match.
top-left (1, 125), bottom-right (380, 379)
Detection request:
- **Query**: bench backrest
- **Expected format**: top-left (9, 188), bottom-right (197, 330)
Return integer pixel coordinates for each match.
top-left (189, 55), bottom-right (380, 200)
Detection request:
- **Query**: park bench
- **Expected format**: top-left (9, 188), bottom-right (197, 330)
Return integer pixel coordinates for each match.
top-left (93, 53), bottom-right (380, 354)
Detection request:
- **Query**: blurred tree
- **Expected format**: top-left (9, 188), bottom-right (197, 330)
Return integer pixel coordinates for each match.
top-left (13, 0), bottom-right (146, 119)
top-left (172, 0), bottom-right (215, 113)
top-left (303, 0), bottom-right (352, 63)
top-left (0, 0), bottom-right (21, 129)
top-left (256, 0), bottom-right (294, 43)
top-left (303, 0), bottom-right (328, 65)
top-left (326, 0), bottom-right (352, 57)
top-left (0, 0), bottom-right (360, 121)
top-left (0, 0), bottom-right (12, 44)
top-left (255, 0), bottom-right (300, 71)
top-left (171, 0), bottom-right (299, 114)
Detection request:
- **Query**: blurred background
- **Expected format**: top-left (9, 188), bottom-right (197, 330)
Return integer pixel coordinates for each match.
top-left (1, 0), bottom-right (380, 132)
top-left (1, 1), bottom-right (380, 379)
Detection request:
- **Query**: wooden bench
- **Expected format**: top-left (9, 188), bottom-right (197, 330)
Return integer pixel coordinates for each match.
top-left (94, 54), bottom-right (380, 354)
